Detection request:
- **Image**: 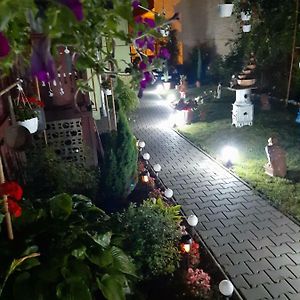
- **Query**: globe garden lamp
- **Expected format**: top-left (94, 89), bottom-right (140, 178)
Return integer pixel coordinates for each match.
top-left (164, 188), bottom-right (173, 199)
top-left (180, 234), bottom-right (192, 253)
top-left (187, 215), bottom-right (199, 227)
top-left (219, 280), bottom-right (234, 299)
top-left (153, 163), bottom-right (162, 177)
top-left (142, 152), bottom-right (150, 166)
top-left (138, 140), bottom-right (145, 152)
top-left (221, 146), bottom-right (239, 168)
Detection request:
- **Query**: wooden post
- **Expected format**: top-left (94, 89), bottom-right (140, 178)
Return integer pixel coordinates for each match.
top-left (0, 156), bottom-right (14, 240)
top-left (286, 0), bottom-right (299, 105)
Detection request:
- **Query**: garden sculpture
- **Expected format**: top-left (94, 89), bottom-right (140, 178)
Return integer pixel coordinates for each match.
top-left (264, 137), bottom-right (287, 177)
top-left (216, 83), bottom-right (221, 99)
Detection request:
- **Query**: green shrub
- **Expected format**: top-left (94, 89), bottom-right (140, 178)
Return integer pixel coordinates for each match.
top-left (0, 194), bottom-right (137, 300)
top-left (24, 147), bottom-right (99, 200)
top-left (114, 78), bottom-right (139, 115)
top-left (114, 199), bottom-right (182, 278)
top-left (99, 110), bottom-right (138, 211)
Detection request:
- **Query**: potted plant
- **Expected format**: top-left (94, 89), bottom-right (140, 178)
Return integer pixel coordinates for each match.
top-left (218, 1), bottom-right (234, 18)
top-left (14, 96), bottom-right (44, 133)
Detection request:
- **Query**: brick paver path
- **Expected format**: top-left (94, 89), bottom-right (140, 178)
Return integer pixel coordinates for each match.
top-left (132, 90), bottom-right (300, 300)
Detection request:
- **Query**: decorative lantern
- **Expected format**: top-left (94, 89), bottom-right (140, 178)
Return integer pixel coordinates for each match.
top-left (141, 171), bottom-right (150, 183)
top-left (180, 234), bottom-right (192, 253)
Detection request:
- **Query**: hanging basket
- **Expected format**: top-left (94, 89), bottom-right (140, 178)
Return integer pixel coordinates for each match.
top-left (218, 4), bottom-right (234, 18)
top-left (18, 117), bottom-right (38, 134)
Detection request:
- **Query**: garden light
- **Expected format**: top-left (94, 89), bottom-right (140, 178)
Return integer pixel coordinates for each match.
top-left (153, 163), bottom-right (162, 177)
top-left (219, 280), bottom-right (234, 298)
top-left (180, 234), bottom-right (192, 253)
top-left (142, 152), bottom-right (150, 161)
top-left (153, 163), bottom-right (161, 172)
top-left (167, 93), bottom-right (176, 103)
top-left (141, 171), bottom-right (150, 183)
top-left (221, 146), bottom-right (239, 167)
top-left (164, 188), bottom-right (173, 198)
top-left (172, 110), bottom-right (186, 127)
top-left (187, 215), bottom-right (198, 227)
top-left (138, 140), bottom-right (145, 151)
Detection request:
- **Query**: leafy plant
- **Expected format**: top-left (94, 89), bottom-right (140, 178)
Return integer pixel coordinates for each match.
top-left (0, 194), bottom-right (137, 300)
top-left (25, 146), bottom-right (99, 200)
top-left (14, 97), bottom-right (44, 122)
top-left (114, 78), bottom-right (139, 115)
top-left (114, 198), bottom-right (182, 278)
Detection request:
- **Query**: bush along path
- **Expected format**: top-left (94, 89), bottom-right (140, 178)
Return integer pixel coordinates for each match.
top-left (132, 89), bottom-right (300, 300)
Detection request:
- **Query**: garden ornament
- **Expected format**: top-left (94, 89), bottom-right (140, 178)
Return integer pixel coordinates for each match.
top-left (264, 137), bottom-right (287, 177)
top-left (216, 83), bottom-right (222, 99)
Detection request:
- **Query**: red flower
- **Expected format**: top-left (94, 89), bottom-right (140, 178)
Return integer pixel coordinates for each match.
top-left (0, 181), bottom-right (23, 218)
top-left (7, 199), bottom-right (22, 218)
top-left (27, 97), bottom-right (45, 108)
top-left (0, 181), bottom-right (23, 201)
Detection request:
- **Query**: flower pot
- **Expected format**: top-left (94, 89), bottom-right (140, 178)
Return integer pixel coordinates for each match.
top-left (241, 12), bottom-right (251, 21)
top-left (218, 4), bottom-right (234, 18)
top-left (242, 24), bottom-right (251, 33)
top-left (163, 81), bottom-right (171, 91)
top-left (247, 64), bottom-right (256, 70)
top-left (18, 117), bottom-right (38, 134)
top-left (242, 69), bottom-right (252, 75)
top-left (237, 78), bottom-right (256, 87)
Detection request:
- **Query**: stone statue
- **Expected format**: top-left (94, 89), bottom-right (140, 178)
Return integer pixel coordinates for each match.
top-left (264, 137), bottom-right (287, 177)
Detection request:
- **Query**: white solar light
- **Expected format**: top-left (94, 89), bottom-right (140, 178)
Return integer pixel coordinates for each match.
top-left (164, 188), bottom-right (173, 198)
top-left (221, 146), bottom-right (239, 165)
top-left (138, 140), bottom-right (145, 149)
top-left (153, 164), bottom-right (162, 173)
top-left (142, 152), bottom-right (150, 161)
top-left (219, 280), bottom-right (234, 297)
top-left (187, 215), bottom-right (198, 227)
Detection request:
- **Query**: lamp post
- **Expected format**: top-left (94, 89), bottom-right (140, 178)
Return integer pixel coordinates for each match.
top-left (153, 163), bottom-right (161, 177)
top-left (219, 280), bottom-right (234, 300)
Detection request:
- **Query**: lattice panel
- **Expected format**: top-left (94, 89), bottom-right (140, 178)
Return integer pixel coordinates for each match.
top-left (46, 118), bottom-right (85, 163)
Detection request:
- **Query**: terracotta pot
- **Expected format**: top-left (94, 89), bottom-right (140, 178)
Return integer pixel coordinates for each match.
top-left (247, 64), bottom-right (256, 70)
top-left (242, 69), bottom-right (252, 75)
top-left (218, 4), bottom-right (234, 18)
top-left (237, 78), bottom-right (256, 86)
top-left (238, 74), bottom-right (247, 79)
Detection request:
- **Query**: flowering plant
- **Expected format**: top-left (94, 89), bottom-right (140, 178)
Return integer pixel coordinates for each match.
top-left (0, 181), bottom-right (23, 217)
top-left (186, 267), bottom-right (211, 298)
top-left (189, 241), bottom-right (201, 266)
top-left (14, 96), bottom-right (44, 122)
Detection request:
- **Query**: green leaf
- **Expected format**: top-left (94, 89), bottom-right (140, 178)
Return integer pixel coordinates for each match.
top-left (111, 246), bottom-right (136, 277)
top-left (87, 248), bottom-right (113, 268)
top-left (49, 193), bottom-right (73, 219)
top-left (56, 278), bottom-right (92, 300)
top-left (97, 274), bottom-right (125, 300)
top-left (90, 231), bottom-right (112, 248)
top-left (72, 246), bottom-right (86, 259)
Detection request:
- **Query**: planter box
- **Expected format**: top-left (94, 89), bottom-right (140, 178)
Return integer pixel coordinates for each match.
top-left (218, 4), bottom-right (234, 18)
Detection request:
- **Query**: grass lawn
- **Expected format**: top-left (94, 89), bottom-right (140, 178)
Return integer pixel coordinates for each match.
top-left (179, 86), bottom-right (300, 221)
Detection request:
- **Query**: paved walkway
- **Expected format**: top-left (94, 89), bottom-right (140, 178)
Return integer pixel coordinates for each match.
top-left (132, 89), bottom-right (300, 300)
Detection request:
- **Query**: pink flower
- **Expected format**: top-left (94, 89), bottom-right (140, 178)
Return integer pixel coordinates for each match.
top-left (0, 32), bottom-right (10, 58)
